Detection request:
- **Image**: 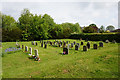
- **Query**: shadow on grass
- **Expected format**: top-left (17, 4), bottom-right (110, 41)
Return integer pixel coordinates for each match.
top-left (58, 53), bottom-right (68, 55)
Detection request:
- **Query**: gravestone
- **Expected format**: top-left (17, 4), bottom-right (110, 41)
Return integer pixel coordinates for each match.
top-left (22, 45), bottom-right (24, 49)
top-left (81, 42), bottom-right (83, 45)
top-left (32, 41), bottom-right (34, 45)
top-left (73, 41), bottom-right (76, 45)
top-left (50, 42), bottom-right (52, 45)
top-left (83, 46), bottom-right (87, 51)
top-left (29, 47), bottom-right (32, 55)
top-left (34, 41), bottom-right (35, 45)
top-left (63, 48), bottom-right (69, 54)
top-left (25, 46), bottom-right (28, 52)
top-left (93, 44), bottom-right (97, 49)
top-left (67, 44), bottom-right (70, 49)
top-left (66, 41), bottom-right (68, 44)
top-left (59, 44), bottom-right (62, 47)
top-left (75, 45), bottom-right (79, 50)
top-left (99, 42), bottom-right (103, 47)
top-left (105, 40), bottom-right (109, 43)
top-left (36, 42), bottom-right (38, 46)
top-left (44, 44), bottom-right (47, 48)
top-left (112, 40), bottom-right (116, 43)
top-left (80, 38), bottom-right (82, 41)
top-left (87, 42), bottom-right (90, 49)
top-left (34, 49), bottom-right (39, 57)
top-left (71, 43), bottom-right (74, 48)
top-left (63, 42), bottom-right (66, 48)
top-left (41, 42), bottom-right (43, 47)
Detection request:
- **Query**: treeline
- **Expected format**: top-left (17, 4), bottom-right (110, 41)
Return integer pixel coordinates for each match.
top-left (1, 9), bottom-right (82, 42)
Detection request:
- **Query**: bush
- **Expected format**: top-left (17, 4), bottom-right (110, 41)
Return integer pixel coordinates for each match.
top-left (69, 33), bottom-right (120, 43)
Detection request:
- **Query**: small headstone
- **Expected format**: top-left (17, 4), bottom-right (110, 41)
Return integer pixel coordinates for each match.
top-left (105, 40), bottom-right (109, 43)
top-left (66, 41), bottom-right (68, 44)
top-left (41, 43), bottom-right (43, 47)
top-left (73, 41), bottom-right (76, 45)
top-left (71, 43), bottom-right (74, 48)
top-left (87, 42), bottom-right (90, 49)
top-left (34, 49), bottom-right (39, 57)
top-left (25, 46), bottom-right (28, 52)
top-left (32, 41), bottom-right (34, 45)
top-left (59, 44), bottom-right (62, 47)
top-left (112, 40), bottom-right (116, 43)
top-left (44, 44), bottom-right (47, 48)
top-left (63, 48), bottom-right (69, 54)
top-left (75, 45), bottom-right (79, 50)
top-left (34, 41), bottom-right (35, 45)
top-left (99, 42), bottom-right (103, 47)
top-left (81, 42), bottom-right (83, 45)
top-left (22, 45), bottom-right (24, 49)
top-left (93, 44), bottom-right (97, 49)
top-left (83, 46), bottom-right (87, 51)
top-left (29, 47), bottom-right (32, 55)
top-left (36, 42), bottom-right (38, 46)
top-left (67, 44), bottom-right (70, 49)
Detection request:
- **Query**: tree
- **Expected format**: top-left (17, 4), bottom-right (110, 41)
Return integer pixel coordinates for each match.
top-left (89, 24), bottom-right (98, 33)
top-left (18, 8), bottom-right (33, 41)
top-left (106, 25), bottom-right (115, 31)
top-left (99, 25), bottom-right (105, 33)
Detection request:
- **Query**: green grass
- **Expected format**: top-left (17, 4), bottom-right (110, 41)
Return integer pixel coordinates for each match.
top-left (1, 39), bottom-right (119, 78)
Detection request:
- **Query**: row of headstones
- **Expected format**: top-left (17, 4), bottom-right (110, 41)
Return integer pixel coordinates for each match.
top-left (63, 42), bottom-right (104, 55)
top-left (21, 45), bottom-right (40, 61)
top-left (32, 41), bottom-right (48, 48)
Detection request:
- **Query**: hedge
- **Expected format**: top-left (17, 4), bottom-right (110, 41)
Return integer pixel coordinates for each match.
top-left (69, 33), bottom-right (120, 43)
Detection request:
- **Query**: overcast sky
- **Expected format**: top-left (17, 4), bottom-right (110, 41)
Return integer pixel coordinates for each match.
top-left (1, 0), bottom-right (119, 29)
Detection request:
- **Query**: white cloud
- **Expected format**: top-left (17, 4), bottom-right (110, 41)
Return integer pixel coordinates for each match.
top-left (1, 2), bottom-right (118, 29)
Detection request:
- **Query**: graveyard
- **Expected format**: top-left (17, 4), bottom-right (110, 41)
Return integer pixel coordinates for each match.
top-left (1, 39), bottom-right (119, 78)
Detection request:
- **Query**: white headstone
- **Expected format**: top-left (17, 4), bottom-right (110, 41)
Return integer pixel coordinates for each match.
top-left (35, 49), bottom-right (39, 57)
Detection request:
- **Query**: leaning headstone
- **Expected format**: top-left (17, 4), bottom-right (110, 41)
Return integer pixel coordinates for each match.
top-left (105, 40), bottom-right (109, 43)
top-left (25, 46), bottom-right (28, 52)
top-left (99, 42), bottom-right (103, 47)
top-left (75, 45), bottom-right (79, 50)
top-left (34, 49), bottom-right (39, 57)
top-left (81, 42), bottom-right (83, 45)
top-left (87, 42), bottom-right (90, 49)
top-left (83, 46), bottom-right (87, 51)
top-left (22, 45), bottom-right (24, 49)
top-left (29, 47), bottom-right (32, 55)
top-left (44, 44), bottom-right (47, 48)
top-left (63, 48), bottom-right (69, 54)
top-left (93, 44), bottom-right (97, 49)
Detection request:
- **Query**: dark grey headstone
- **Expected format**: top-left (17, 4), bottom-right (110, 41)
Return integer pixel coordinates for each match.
top-left (99, 42), bottom-right (103, 47)
top-left (44, 44), bottom-right (47, 48)
top-left (71, 43), bottom-right (74, 48)
top-left (36, 42), bottom-right (38, 46)
top-left (87, 42), bottom-right (90, 49)
top-left (63, 48), bottom-right (69, 54)
top-left (22, 45), bottom-right (24, 49)
top-left (81, 42), bottom-right (83, 45)
top-left (75, 45), bottom-right (79, 50)
top-left (93, 44), bottom-right (97, 49)
top-left (41, 43), bottom-right (43, 47)
top-left (83, 46), bottom-right (87, 51)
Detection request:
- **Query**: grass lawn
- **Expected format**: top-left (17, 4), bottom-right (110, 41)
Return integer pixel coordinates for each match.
top-left (1, 39), bottom-right (119, 78)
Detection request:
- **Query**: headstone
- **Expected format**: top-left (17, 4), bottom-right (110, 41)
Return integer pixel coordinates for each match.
top-left (25, 46), bottom-right (28, 52)
top-left (83, 46), bottom-right (87, 51)
top-left (81, 42), bottom-right (83, 45)
top-left (34, 49), bottom-right (39, 57)
top-left (87, 42), bottom-right (90, 49)
top-left (112, 40), bottom-right (116, 43)
top-left (67, 44), bottom-right (70, 49)
top-left (59, 44), bottom-right (62, 47)
top-left (36, 42), bottom-right (38, 46)
top-left (66, 41), bottom-right (68, 44)
top-left (50, 42), bottom-right (52, 45)
top-left (32, 41), bottom-right (34, 45)
top-left (73, 41), bottom-right (76, 45)
top-left (44, 44), bottom-right (47, 48)
top-left (77, 43), bottom-right (80, 48)
top-left (93, 44), bottom-right (97, 49)
top-left (41, 42), bottom-right (43, 47)
top-left (40, 40), bottom-right (41, 43)
top-left (80, 38), bottom-right (82, 41)
top-left (75, 45), bottom-right (79, 50)
top-left (99, 42), bottom-right (103, 47)
top-left (63, 48), bottom-right (69, 54)
top-left (22, 45), bottom-right (24, 49)
top-left (29, 47), bottom-right (32, 55)
top-left (105, 40), bottom-right (109, 43)
top-left (71, 43), bottom-right (74, 48)
top-left (34, 41), bottom-right (35, 45)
